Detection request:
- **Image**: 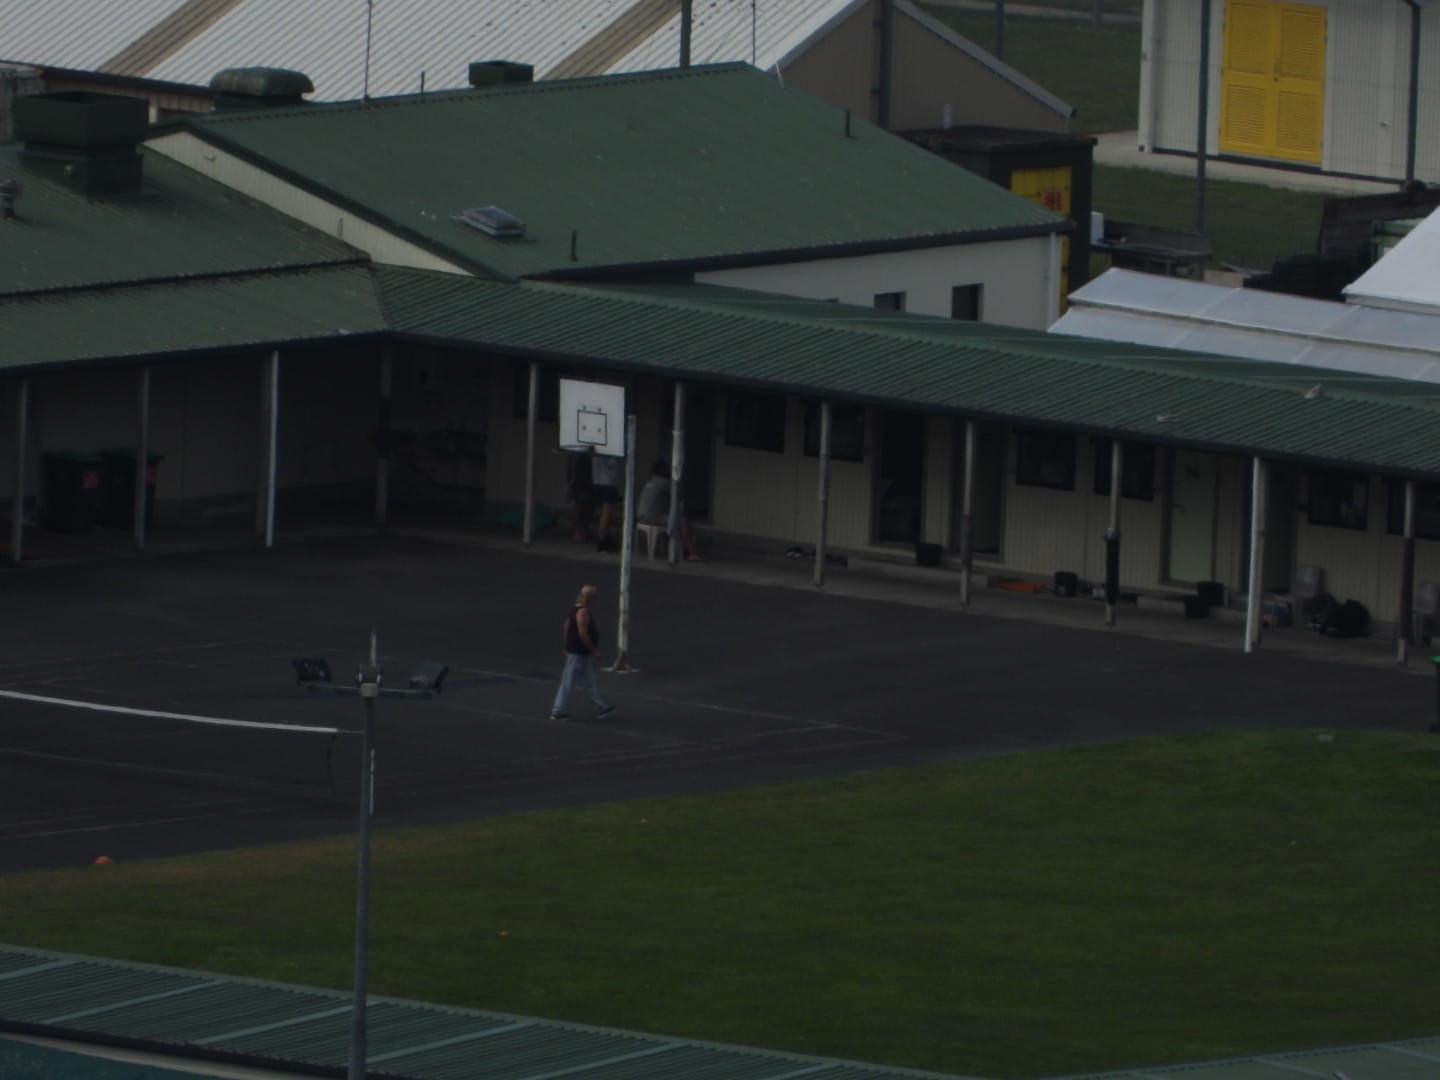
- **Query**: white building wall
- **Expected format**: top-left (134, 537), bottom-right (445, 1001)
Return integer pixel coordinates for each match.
top-left (697, 237), bottom-right (1057, 329)
top-left (148, 133), bottom-right (472, 275)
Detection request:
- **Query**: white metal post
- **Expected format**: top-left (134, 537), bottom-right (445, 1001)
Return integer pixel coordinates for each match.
top-left (11, 378), bottom-right (27, 564)
top-left (375, 350), bottom-right (392, 526)
top-left (611, 415), bottom-right (638, 672)
top-left (523, 361), bottom-right (538, 547)
top-left (133, 366), bottom-right (150, 550)
top-left (1399, 478), bottom-right (1416, 665)
top-left (814, 401), bottom-right (831, 588)
top-left (959, 419), bottom-right (976, 607)
top-left (667, 382), bottom-right (686, 567)
top-left (1243, 456), bottom-right (1266, 653)
top-left (1105, 439), bottom-right (1122, 628)
top-left (264, 351), bottom-right (279, 548)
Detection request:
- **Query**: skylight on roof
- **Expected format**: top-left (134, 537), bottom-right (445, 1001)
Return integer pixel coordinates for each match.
top-left (459, 206), bottom-right (525, 238)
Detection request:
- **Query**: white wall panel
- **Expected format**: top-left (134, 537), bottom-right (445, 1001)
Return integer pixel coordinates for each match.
top-left (698, 237), bottom-right (1056, 329)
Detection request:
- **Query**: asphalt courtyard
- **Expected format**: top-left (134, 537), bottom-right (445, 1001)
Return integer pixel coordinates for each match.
top-left (0, 532), bottom-right (1428, 873)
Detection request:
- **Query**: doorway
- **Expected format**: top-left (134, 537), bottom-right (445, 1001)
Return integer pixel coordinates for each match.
top-left (875, 409), bottom-right (925, 544)
top-left (1167, 448), bottom-right (1218, 583)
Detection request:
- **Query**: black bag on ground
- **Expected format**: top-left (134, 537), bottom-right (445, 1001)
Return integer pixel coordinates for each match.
top-left (1320, 599), bottom-right (1370, 639)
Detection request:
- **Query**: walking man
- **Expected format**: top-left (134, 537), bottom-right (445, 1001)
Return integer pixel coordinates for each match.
top-left (550, 584), bottom-right (616, 721)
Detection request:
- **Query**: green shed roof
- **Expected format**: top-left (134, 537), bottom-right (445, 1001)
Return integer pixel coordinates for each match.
top-left (165, 64), bottom-right (1065, 281)
top-left (6, 265), bottom-right (1440, 480)
top-left (0, 145), bottom-right (361, 296)
top-left (374, 271), bottom-right (1440, 477)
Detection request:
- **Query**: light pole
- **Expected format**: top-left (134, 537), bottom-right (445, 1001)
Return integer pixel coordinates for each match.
top-left (348, 629), bottom-right (380, 1080)
top-left (291, 635), bottom-right (446, 1080)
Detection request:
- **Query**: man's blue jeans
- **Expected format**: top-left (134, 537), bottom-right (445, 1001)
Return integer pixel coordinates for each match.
top-left (551, 653), bottom-right (607, 716)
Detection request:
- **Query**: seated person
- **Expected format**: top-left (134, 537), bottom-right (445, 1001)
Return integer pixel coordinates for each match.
top-left (636, 462), bottom-right (702, 561)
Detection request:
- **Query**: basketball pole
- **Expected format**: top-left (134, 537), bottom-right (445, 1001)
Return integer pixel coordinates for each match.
top-left (610, 415), bottom-right (638, 673)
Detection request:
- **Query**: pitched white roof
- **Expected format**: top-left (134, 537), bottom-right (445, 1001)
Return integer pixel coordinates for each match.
top-left (144, 0), bottom-right (645, 98)
top-left (0, 0), bottom-right (191, 70)
top-left (1343, 206), bottom-right (1440, 315)
top-left (0, 0), bottom-right (1067, 114)
top-left (609, 0), bottom-right (863, 74)
top-left (1053, 268), bottom-right (1440, 385)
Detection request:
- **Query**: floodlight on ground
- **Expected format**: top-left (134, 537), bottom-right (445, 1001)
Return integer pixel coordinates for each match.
top-left (291, 656), bottom-right (333, 685)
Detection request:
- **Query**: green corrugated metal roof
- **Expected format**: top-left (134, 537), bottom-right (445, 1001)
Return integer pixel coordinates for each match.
top-left (375, 270), bottom-right (1440, 477)
top-left (6, 264), bottom-right (1440, 480)
top-left (167, 64), bottom-right (1064, 281)
top-left (0, 944), bottom-right (990, 1080)
top-left (0, 265), bottom-right (387, 367)
top-left (0, 145), bottom-right (362, 296)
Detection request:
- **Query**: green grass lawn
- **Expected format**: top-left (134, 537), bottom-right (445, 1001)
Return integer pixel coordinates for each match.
top-left (4, 730), bottom-right (1437, 1079)
top-left (916, 7), bottom-right (1141, 134)
top-left (1093, 164), bottom-right (1327, 270)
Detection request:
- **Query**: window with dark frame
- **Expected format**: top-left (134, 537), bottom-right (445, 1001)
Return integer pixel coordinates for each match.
top-left (510, 363), bottom-right (560, 422)
top-left (1092, 439), bottom-right (1156, 501)
top-left (951, 284), bottom-right (983, 321)
top-left (1307, 467), bottom-right (1368, 530)
top-left (873, 291), bottom-right (906, 312)
top-left (1016, 428), bottom-right (1076, 491)
top-left (1386, 480), bottom-right (1440, 539)
top-left (724, 391), bottom-right (787, 453)
top-left (803, 403), bottom-right (865, 462)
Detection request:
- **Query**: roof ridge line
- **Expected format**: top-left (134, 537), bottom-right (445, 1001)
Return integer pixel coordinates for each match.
top-left (0, 259), bottom-right (370, 305)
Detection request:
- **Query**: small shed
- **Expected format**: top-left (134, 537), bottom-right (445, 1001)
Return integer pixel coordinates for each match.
top-left (904, 125), bottom-right (1097, 298)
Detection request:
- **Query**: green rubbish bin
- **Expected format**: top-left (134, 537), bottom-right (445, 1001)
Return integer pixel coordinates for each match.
top-left (97, 449), bottom-right (163, 529)
top-left (41, 452), bottom-right (102, 534)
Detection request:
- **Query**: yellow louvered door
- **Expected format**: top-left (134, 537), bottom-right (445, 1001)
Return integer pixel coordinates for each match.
top-left (1220, 0), bottom-right (1326, 164)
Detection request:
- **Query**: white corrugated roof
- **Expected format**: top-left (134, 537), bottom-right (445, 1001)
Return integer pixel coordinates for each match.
top-left (1053, 268), bottom-right (1440, 385)
top-left (608, 0), bottom-right (860, 74)
top-left (1343, 205), bottom-right (1440, 315)
top-left (145, 0), bottom-right (638, 99)
top-left (0, 0), bottom-right (191, 70)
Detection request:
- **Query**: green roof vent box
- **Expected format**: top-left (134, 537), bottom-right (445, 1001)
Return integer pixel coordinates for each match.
top-left (468, 60), bottom-right (534, 88)
top-left (209, 67), bottom-right (314, 110)
top-left (14, 91), bottom-right (148, 149)
top-left (460, 206), bottom-right (526, 238)
top-left (14, 91), bottom-right (147, 197)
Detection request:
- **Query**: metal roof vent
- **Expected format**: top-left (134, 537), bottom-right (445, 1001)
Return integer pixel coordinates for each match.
top-left (209, 67), bottom-right (314, 110)
top-left (459, 206), bottom-right (525, 238)
top-left (468, 61), bottom-right (534, 88)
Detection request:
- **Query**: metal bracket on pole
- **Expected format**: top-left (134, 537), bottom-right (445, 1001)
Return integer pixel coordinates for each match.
top-left (609, 414), bottom-right (639, 673)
